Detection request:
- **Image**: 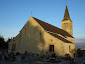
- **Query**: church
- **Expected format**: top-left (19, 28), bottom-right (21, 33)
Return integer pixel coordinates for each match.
top-left (8, 4), bottom-right (75, 58)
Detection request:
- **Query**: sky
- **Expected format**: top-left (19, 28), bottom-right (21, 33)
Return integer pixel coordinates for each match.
top-left (0, 0), bottom-right (85, 47)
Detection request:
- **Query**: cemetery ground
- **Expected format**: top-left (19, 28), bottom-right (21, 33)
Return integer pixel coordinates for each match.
top-left (0, 50), bottom-right (85, 64)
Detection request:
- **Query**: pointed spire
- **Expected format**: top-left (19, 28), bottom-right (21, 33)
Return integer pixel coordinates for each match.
top-left (63, 4), bottom-right (71, 21)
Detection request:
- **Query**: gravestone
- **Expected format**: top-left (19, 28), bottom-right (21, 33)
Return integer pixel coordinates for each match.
top-left (0, 51), bottom-right (2, 60)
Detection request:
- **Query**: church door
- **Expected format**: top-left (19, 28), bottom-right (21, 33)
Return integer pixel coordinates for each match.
top-left (49, 45), bottom-right (54, 52)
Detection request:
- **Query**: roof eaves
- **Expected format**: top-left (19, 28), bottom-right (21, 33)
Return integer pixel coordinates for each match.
top-left (48, 32), bottom-right (72, 43)
top-left (33, 17), bottom-right (74, 38)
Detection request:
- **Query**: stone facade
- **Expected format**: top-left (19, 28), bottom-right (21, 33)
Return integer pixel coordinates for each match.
top-left (62, 20), bottom-right (73, 36)
top-left (8, 5), bottom-right (75, 58)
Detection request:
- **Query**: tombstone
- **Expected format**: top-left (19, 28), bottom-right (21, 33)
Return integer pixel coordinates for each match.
top-left (21, 54), bottom-right (25, 60)
top-left (0, 51), bottom-right (2, 60)
top-left (40, 50), bottom-right (44, 55)
top-left (28, 52), bottom-right (33, 56)
top-left (70, 58), bottom-right (76, 64)
top-left (5, 54), bottom-right (8, 61)
top-left (52, 53), bottom-right (56, 58)
top-left (46, 52), bottom-right (49, 59)
top-left (24, 51), bottom-right (27, 55)
top-left (4, 50), bottom-right (9, 61)
top-left (16, 52), bottom-right (20, 56)
top-left (9, 52), bottom-right (15, 61)
top-left (1, 50), bottom-right (5, 61)
top-left (2, 54), bottom-right (5, 61)
top-left (16, 55), bottom-right (21, 64)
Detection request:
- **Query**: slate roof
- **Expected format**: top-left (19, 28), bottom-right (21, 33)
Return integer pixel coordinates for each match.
top-left (63, 4), bottom-right (71, 21)
top-left (33, 17), bottom-right (73, 43)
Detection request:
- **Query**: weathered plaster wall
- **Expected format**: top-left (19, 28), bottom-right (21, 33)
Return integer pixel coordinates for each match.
top-left (8, 16), bottom-right (75, 58)
top-left (61, 20), bottom-right (73, 36)
top-left (17, 17), bottom-right (44, 53)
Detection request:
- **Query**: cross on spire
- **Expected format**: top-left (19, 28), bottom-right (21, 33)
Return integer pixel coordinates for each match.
top-left (66, 0), bottom-right (67, 4)
top-left (31, 10), bottom-right (32, 16)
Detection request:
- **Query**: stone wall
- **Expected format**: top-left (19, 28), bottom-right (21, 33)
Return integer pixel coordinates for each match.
top-left (8, 16), bottom-right (75, 57)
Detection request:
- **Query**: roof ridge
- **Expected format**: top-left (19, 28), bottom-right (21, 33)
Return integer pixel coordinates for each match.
top-left (33, 17), bottom-right (73, 38)
top-left (33, 17), bottom-right (66, 31)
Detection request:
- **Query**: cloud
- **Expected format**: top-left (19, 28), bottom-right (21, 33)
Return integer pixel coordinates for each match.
top-left (75, 38), bottom-right (85, 42)
top-left (75, 38), bottom-right (85, 48)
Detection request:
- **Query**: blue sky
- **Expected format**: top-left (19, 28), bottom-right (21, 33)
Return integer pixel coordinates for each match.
top-left (0, 0), bottom-right (85, 47)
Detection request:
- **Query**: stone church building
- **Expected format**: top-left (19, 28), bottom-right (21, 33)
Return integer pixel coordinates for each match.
top-left (8, 5), bottom-right (75, 57)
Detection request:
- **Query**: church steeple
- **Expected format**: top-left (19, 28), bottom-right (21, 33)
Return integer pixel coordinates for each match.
top-left (61, 4), bottom-right (73, 36)
top-left (63, 4), bottom-right (71, 21)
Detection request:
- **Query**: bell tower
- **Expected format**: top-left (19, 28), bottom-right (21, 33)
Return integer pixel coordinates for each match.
top-left (61, 4), bottom-right (73, 36)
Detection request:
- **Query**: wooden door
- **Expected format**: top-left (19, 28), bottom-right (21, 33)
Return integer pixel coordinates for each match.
top-left (49, 45), bottom-right (54, 52)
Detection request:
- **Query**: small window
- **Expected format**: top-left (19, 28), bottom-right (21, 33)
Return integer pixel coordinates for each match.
top-left (64, 23), bottom-right (66, 28)
top-left (66, 23), bottom-right (67, 28)
top-left (70, 24), bottom-right (72, 30)
top-left (69, 45), bottom-right (71, 52)
top-left (40, 31), bottom-right (42, 36)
